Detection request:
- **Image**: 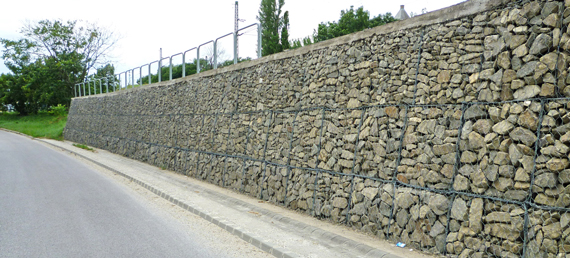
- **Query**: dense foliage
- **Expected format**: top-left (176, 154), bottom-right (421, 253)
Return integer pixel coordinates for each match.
top-left (0, 107), bottom-right (68, 140)
top-left (0, 20), bottom-right (117, 114)
top-left (315, 6), bottom-right (396, 42)
top-left (288, 6), bottom-right (396, 49)
top-left (257, 0), bottom-right (290, 56)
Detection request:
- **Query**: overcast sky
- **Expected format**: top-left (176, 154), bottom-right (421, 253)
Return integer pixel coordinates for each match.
top-left (0, 0), bottom-right (466, 76)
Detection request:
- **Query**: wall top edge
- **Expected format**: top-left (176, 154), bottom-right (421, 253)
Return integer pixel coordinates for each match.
top-left (73, 0), bottom-right (509, 99)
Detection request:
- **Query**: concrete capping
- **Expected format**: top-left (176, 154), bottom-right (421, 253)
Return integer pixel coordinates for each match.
top-left (74, 0), bottom-right (510, 100)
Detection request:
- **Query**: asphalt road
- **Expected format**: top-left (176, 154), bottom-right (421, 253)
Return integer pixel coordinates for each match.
top-left (0, 130), bottom-right (263, 258)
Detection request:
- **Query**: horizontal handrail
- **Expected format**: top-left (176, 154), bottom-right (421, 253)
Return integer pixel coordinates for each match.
top-left (77, 23), bottom-right (261, 97)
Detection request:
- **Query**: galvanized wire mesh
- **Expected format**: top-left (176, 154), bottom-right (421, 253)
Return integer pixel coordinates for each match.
top-left (64, 0), bottom-right (570, 257)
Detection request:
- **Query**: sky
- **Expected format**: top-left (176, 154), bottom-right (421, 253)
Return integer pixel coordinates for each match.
top-left (0, 0), bottom-right (466, 76)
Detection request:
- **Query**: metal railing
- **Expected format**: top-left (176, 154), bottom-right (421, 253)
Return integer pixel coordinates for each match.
top-left (75, 23), bottom-right (261, 97)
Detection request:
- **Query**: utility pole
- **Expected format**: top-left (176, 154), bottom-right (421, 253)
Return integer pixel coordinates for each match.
top-left (234, 1), bottom-right (239, 64)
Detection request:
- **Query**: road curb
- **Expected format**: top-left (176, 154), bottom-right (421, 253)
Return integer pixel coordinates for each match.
top-left (37, 139), bottom-right (300, 258)
top-left (36, 137), bottom-right (402, 258)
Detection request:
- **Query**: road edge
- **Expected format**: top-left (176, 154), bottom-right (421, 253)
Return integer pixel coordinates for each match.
top-left (0, 128), bottom-right (402, 258)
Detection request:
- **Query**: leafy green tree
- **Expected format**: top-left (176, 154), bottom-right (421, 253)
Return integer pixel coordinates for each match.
top-left (0, 73), bottom-right (27, 113)
top-left (302, 36), bottom-right (314, 46)
top-left (257, 0), bottom-right (288, 56)
top-left (84, 64), bottom-right (116, 94)
top-left (370, 13), bottom-right (397, 27)
top-left (290, 39), bottom-right (302, 49)
top-left (280, 11), bottom-right (290, 50)
top-left (289, 35), bottom-right (313, 50)
top-left (0, 20), bottom-right (117, 114)
top-left (315, 6), bottom-right (396, 43)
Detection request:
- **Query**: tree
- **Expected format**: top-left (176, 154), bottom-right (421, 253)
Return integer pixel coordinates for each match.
top-left (257, 0), bottom-right (288, 56)
top-left (205, 44), bottom-right (230, 68)
top-left (0, 19), bottom-right (118, 114)
top-left (289, 35), bottom-right (313, 50)
top-left (280, 11), bottom-right (290, 50)
top-left (314, 6), bottom-right (396, 43)
top-left (369, 13), bottom-right (397, 27)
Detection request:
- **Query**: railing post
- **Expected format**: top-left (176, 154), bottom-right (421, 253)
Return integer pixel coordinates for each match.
top-left (214, 40), bottom-right (218, 69)
top-left (139, 66), bottom-right (143, 86)
top-left (82, 83), bottom-right (85, 96)
top-left (182, 47), bottom-right (196, 78)
top-left (88, 81), bottom-right (91, 95)
top-left (197, 47), bottom-right (201, 73)
top-left (182, 52), bottom-right (186, 77)
top-left (170, 56), bottom-right (173, 81)
top-left (158, 48), bottom-right (162, 82)
top-left (258, 23), bottom-right (262, 58)
top-left (148, 64), bottom-right (152, 84)
top-left (99, 79), bottom-right (102, 94)
top-left (111, 75), bottom-right (116, 92)
top-left (105, 77), bottom-right (109, 93)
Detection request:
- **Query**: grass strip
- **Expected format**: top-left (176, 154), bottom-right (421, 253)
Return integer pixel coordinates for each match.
top-left (72, 143), bottom-right (94, 151)
top-left (0, 112), bottom-right (68, 140)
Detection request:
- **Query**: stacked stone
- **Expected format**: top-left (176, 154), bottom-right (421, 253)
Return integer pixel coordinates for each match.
top-left (264, 112), bottom-right (295, 166)
top-left (285, 168), bottom-right (317, 214)
top-left (160, 146), bottom-right (178, 171)
top-left (373, 28), bottom-right (424, 106)
top-left (244, 111), bottom-right (271, 160)
top-left (224, 157), bottom-right (244, 192)
top-left (534, 100), bottom-right (570, 208)
top-left (416, 15), bottom-right (484, 105)
top-left (526, 207), bottom-right (570, 257)
top-left (196, 153), bottom-right (212, 181)
top-left (524, 99), bottom-right (570, 257)
top-left (398, 105), bottom-right (462, 189)
top-left (355, 105), bottom-right (406, 180)
top-left (243, 161), bottom-right (264, 198)
top-left (446, 195), bottom-right (525, 258)
top-left (289, 110), bottom-right (323, 169)
top-left (318, 109), bottom-right (362, 175)
top-left (416, 1), bottom-right (568, 105)
top-left (174, 114), bottom-right (189, 150)
top-left (262, 57), bottom-right (305, 111)
top-left (314, 173), bottom-right (353, 224)
top-left (347, 177), bottom-right (394, 240)
top-left (260, 164), bottom-right (288, 205)
top-left (172, 150), bottom-right (189, 175)
top-left (213, 114), bottom-right (232, 154)
top-left (185, 151), bottom-right (198, 178)
top-left (219, 73), bottom-right (242, 113)
top-left (454, 102), bottom-right (539, 202)
top-left (196, 114), bottom-right (214, 152)
top-left (186, 115), bottom-right (201, 150)
top-left (62, 1), bottom-right (570, 257)
top-left (390, 187), bottom-right (451, 254)
top-left (226, 113), bottom-right (250, 156)
top-left (205, 155), bottom-right (224, 187)
top-left (301, 49), bottom-right (344, 109)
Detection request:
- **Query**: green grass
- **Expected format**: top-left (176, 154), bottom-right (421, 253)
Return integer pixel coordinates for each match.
top-left (73, 143), bottom-right (94, 151)
top-left (0, 112), bottom-right (68, 140)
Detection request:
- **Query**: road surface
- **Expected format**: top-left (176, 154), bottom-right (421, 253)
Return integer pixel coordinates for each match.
top-left (0, 130), bottom-right (270, 258)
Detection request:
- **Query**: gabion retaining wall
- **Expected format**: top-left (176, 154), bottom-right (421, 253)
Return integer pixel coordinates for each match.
top-left (65, 0), bottom-right (570, 257)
